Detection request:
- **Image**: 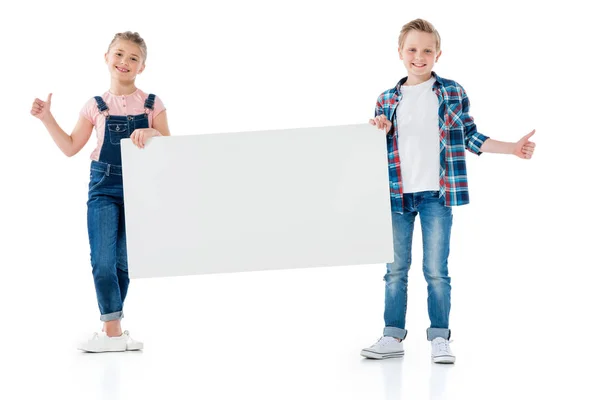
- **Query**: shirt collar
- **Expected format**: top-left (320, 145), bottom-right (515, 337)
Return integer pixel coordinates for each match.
top-left (395, 71), bottom-right (443, 93)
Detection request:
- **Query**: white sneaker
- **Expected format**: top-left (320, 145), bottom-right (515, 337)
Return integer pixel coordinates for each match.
top-left (77, 331), bottom-right (143, 353)
top-left (431, 337), bottom-right (455, 364)
top-left (77, 332), bottom-right (127, 353)
top-left (360, 336), bottom-right (404, 359)
top-left (123, 330), bottom-right (143, 351)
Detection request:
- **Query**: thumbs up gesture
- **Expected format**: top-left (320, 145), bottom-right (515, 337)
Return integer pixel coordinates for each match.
top-left (513, 129), bottom-right (536, 159)
top-left (31, 93), bottom-right (53, 122)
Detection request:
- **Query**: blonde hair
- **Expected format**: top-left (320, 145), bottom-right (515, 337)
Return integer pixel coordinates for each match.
top-left (107, 31), bottom-right (147, 63)
top-left (398, 19), bottom-right (441, 52)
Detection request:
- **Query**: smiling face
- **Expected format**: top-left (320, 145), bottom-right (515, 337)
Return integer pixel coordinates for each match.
top-left (105, 39), bottom-right (145, 83)
top-left (398, 30), bottom-right (441, 85)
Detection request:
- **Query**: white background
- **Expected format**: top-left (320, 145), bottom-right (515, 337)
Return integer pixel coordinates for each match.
top-left (1, 0), bottom-right (597, 399)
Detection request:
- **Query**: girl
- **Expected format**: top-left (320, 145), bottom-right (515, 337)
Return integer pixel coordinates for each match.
top-left (31, 31), bottom-right (171, 352)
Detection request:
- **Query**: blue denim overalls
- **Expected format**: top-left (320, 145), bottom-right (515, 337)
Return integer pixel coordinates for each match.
top-left (86, 93), bottom-right (155, 322)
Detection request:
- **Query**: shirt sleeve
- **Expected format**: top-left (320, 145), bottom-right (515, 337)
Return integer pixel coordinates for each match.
top-left (79, 97), bottom-right (98, 125)
top-left (375, 93), bottom-right (384, 117)
top-left (375, 92), bottom-right (394, 137)
top-left (459, 85), bottom-right (489, 155)
top-left (151, 95), bottom-right (166, 120)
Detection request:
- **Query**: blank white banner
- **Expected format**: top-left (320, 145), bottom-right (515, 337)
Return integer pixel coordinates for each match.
top-left (121, 124), bottom-right (393, 279)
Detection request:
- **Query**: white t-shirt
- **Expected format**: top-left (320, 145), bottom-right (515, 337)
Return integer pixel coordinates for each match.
top-left (396, 76), bottom-right (439, 193)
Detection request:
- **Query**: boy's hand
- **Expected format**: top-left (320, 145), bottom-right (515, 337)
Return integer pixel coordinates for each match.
top-left (131, 128), bottom-right (160, 149)
top-left (31, 93), bottom-right (53, 122)
top-left (369, 115), bottom-right (392, 133)
top-left (513, 130), bottom-right (536, 159)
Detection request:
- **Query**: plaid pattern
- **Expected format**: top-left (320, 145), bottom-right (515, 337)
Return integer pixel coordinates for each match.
top-left (375, 72), bottom-right (489, 213)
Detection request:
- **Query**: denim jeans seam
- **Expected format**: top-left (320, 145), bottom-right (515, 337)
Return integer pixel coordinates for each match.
top-left (89, 174), bottom-right (108, 192)
top-left (384, 195), bottom-right (452, 338)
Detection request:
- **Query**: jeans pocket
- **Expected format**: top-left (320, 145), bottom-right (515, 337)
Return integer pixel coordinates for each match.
top-left (108, 123), bottom-right (130, 145)
top-left (89, 169), bottom-right (107, 192)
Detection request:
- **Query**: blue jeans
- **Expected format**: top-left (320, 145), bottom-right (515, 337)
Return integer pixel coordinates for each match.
top-left (382, 191), bottom-right (453, 341)
top-left (87, 162), bottom-right (129, 322)
top-left (85, 95), bottom-right (155, 322)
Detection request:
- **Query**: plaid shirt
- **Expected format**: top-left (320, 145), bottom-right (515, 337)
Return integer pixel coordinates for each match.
top-left (375, 72), bottom-right (489, 213)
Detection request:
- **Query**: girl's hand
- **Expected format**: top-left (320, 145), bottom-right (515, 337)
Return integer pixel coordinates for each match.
top-left (131, 128), bottom-right (160, 149)
top-left (513, 130), bottom-right (536, 159)
top-left (31, 93), bottom-right (53, 122)
top-left (369, 115), bottom-right (392, 133)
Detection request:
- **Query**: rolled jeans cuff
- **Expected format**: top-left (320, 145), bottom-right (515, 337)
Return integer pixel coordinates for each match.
top-left (427, 328), bottom-right (450, 341)
top-left (383, 327), bottom-right (407, 340)
top-left (100, 311), bottom-right (124, 322)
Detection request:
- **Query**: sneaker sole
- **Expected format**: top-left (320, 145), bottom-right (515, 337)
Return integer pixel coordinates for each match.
top-left (360, 349), bottom-right (404, 359)
top-left (432, 355), bottom-right (455, 364)
top-left (126, 344), bottom-right (143, 351)
top-left (78, 347), bottom-right (127, 353)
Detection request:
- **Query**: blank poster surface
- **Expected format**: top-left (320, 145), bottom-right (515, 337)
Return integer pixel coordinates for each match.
top-left (121, 124), bottom-right (393, 279)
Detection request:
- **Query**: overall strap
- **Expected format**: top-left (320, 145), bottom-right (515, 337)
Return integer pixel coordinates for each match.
top-left (144, 93), bottom-right (156, 112)
top-left (94, 96), bottom-right (109, 113)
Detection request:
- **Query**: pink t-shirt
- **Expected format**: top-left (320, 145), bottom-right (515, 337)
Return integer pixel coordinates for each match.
top-left (79, 89), bottom-right (166, 161)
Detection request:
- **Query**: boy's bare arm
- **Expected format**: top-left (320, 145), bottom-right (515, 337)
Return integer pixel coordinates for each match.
top-left (480, 130), bottom-right (536, 159)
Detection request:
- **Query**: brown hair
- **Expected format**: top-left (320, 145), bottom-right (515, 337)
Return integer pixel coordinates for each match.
top-left (398, 19), bottom-right (441, 52)
top-left (107, 31), bottom-right (147, 63)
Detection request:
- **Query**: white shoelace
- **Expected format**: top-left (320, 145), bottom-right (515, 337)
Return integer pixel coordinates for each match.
top-left (432, 338), bottom-right (453, 354)
top-left (376, 336), bottom-right (401, 347)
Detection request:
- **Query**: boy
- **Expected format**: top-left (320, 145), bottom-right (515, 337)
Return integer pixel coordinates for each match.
top-left (361, 19), bottom-right (536, 363)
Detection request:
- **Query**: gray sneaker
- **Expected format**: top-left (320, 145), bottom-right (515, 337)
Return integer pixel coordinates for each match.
top-left (360, 336), bottom-right (404, 359)
top-left (431, 337), bottom-right (455, 364)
